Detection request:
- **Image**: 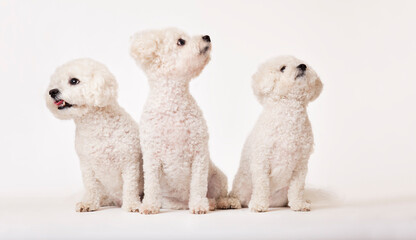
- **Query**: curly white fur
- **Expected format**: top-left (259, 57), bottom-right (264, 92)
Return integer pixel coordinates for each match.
top-left (230, 56), bottom-right (323, 212)
top-left (45, 58), bottom-right (143, 212)
top-left (130, 28), bottom-right (239, 214)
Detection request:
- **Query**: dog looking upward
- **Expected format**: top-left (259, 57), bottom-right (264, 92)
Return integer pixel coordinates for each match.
top-left (230, 56), bottom-right (323, 212)
top-left (130, 28), bottom-right (239, 214)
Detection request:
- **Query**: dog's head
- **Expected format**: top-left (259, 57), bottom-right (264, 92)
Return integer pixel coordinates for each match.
top-left (130, 28), bottom-right (211, 81)
top-left (45, 58), bottom-right (118, 120)
top-left (252, 55), bottom-right (322, 105)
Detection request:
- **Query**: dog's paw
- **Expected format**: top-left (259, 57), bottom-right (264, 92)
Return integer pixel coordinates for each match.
top-left (75, 202), bottom-right (99, 212)
top-left (189, 197), bottom-right (209, 214)
top-left (139, 202), bottom-right (160, 215)
top-left (215, 198), bottom-right (228, 209)
top-left (215, 197), bottom-right (242, 209)
top-left (249, 199), bottom-right (269, 212)
top-left (228, 197), bottom-right (242, 209)
top-left (190, 205), bottom-right (209, 214)
top-left (122, 201), bottom-right (141, 213)
top-left (289, 200), bottom-right (311, 212)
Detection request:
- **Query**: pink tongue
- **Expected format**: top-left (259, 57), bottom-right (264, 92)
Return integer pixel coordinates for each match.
top-left (54, 100), bottom-right (64, 105)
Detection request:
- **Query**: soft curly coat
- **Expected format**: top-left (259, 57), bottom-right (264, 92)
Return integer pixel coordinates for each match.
top-left (130, 28), bottom-right (239, 214)
top-left (230, 56), bottom-right (323, 212)
top-left (45, 58), bottom-right (143, 212)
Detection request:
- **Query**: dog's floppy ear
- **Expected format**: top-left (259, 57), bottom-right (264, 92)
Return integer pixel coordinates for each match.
top-left (130, 30), bottom-right (160, 69)
top-left (86, 68), bottom-right (118, 107)
top-left (252, 67), bottom-right (276, 103)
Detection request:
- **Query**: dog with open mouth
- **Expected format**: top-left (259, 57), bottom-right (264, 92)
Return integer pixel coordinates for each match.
top-left (130, 28), bottom-right (240, 214)
top-left (229, 56), bottom-right (323, 212)
top-left (45, 58), bottom-right (143, 212)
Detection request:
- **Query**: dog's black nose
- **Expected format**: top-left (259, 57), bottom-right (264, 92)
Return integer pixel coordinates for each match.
top-left (297, 64), bottom-right (307, 71)
top-left (49, 88), bottom-right (60, 98)
top-left (202, 35), bottom-right (211, 42)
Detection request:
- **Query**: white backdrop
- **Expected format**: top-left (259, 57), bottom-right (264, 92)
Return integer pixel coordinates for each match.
top-left (1, 0), bottom-right (416, 205)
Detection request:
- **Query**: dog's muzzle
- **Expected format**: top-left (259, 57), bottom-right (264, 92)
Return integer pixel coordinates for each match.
top-left (49, 88), bottom-right (73, 110)
top-left (295, 64), bottom-right (307, 79)
top-left (199, 43), bottom-right (211, 55)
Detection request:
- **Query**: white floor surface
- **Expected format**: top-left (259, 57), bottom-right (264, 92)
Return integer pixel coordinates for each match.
top-left (1, 194), bottom-right (415, 240)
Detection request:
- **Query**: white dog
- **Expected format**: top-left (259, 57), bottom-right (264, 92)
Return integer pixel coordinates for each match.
top-left (45, 58), bottom-right (143, 212)
top-left (229, 56), bottom-right (323, 212)
top-left (130, 28), bottom-right (238, 214)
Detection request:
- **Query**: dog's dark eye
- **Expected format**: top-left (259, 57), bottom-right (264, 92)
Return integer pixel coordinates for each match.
top-left (69, 78), bottom-right (80, 85)
top-left (177, 38), bottom-right (186, 46)
top-left (280, 66), bottom-right (286, 72)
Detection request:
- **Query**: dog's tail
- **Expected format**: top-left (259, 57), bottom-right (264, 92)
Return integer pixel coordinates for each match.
top-left (304, 188), bottom-right (338, 208)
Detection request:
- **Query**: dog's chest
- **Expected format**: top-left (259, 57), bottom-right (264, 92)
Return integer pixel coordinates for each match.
top-left (141, 105), bottom-right (208, 149)
top-left (154, 111), bottom-right (207, 167)
top-left (75, 121), bottom-right (126, 170)
top-left (259, 107), bottom-right (314, 168)
top-left (267, 104), bottom-right (313, 150)
top-left (276, 116), bottom-right (312, 151)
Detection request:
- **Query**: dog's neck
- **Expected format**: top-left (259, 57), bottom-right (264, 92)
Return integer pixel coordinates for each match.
top-left (73, 103), bottom-right (121, 126)
top-left (263, 99), bottom-right (310, 126)
top-left (265, 98), bottom-right (307, 112)
top-left (147, 77), bottom-right (191, 98)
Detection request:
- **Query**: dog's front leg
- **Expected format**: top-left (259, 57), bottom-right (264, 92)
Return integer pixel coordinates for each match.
top-left (139, 151), bottom-right (161, 214)
top-left (121, 165), bottom-right (141, 212)
top-left (287, 161), bottom-right (310, 211)
top-left (76, 166), bottom-right (103, 212)
top-left (248, 157), bottom-right (271, 212)
top-left (189, 148), bottom-right (210, 214)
